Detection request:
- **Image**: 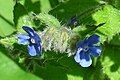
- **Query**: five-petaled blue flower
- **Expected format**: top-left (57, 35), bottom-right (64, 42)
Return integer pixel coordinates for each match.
top-left (74, 34), bottom-right (102, 67)
top-left (17, 26), bottom-right (42, 56)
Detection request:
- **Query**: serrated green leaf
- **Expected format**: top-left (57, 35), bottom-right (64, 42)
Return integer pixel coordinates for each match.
top-left (0, 46), bottom-right (43, 80)
top-left (33, 51), bottom-right (106, 80)
top-left (34, 55), bottom-right (84, 80)
top-left (0, 0), bottom-right (16, 37)
top-left (92, 5), bottom-right (120, 43)
top-left (101, 45), bottom-right (120, 80)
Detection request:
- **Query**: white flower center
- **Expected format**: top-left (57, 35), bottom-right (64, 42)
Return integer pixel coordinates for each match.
top-left (83, 46), bottom-right (89, 52)
top-left (31, 38), bottom-right (35, 43)
top-left (73, 21), bottom-right (78, 25)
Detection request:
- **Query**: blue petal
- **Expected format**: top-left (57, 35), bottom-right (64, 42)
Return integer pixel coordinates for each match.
top-left (76, 40), bottom-right (85, 49)
top-left (79, 57), bottom-right (92, 67)
top-left (33, 33), bottom-right (41, 43)
top-left (79, 51), bottom-right (92, 67)
top-left (17, 34), bottom-right (29, 45)
top-left (74, 48), bottom-right (82, 63)
top-left (34, 43), bottom-right (42, 55)
top-left (22, 26), bottom-right (35, 37)
top-left (89, 46), bottom-right (101, 57)
top-left (17, 34), bottom-right (30, 39)
top-left (18, 38), bottom-right (29, 45)
top-left (79, 51), bottom-right (90, 61)
top-left (74, 48), bottom-right (92, 67)
top-left (87, 34), bottom-right (100, 45)
top-left (28, 45), bottom-right (37, 56)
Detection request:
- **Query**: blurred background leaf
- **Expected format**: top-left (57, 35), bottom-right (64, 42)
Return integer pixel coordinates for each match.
top-left (0, 0), bottom-right (16, 37)
top-left (0, 45), bottom-right (43, 80)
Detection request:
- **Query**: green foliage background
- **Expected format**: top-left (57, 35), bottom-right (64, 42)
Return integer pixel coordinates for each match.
top-left (0, 0), bottom-right (120, 80)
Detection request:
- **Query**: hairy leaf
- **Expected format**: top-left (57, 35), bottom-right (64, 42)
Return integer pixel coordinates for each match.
top-left (93, 5), bottom-right (120, 43)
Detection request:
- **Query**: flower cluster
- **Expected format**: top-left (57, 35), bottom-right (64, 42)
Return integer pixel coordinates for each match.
top-left (17, 26), bottom-right (102, 67)
top-left (41, 27), bottom-right (72, 53)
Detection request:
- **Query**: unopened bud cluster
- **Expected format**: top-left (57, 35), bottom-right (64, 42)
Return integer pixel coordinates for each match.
top-left (40, 26), bottom-right (79, 55)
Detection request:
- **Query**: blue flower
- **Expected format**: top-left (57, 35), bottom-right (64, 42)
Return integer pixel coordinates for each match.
top-left (17, 26), bottom-right (42, 56)
top-left (67, 16), bottom-right (79, 27)
top-left (74, 34), bottom-right (101, 67)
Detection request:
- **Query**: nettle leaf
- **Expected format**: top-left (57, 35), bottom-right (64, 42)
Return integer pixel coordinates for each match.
top-left (0, 46), bottom-right (43, 80)
top-left (101, 45), bottom-right (120, 80)
top-left (34, 52), bottom-right (85, 80)
top-left (92, 5), bottom-right (120, 43)
top-left (33, 51), bottom-right (106, 80)
top-left (0, 0), bottom-right (16, 37)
